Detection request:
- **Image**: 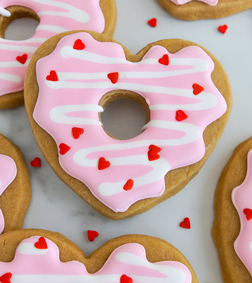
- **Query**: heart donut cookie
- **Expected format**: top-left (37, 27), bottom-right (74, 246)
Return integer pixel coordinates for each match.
top-left (0, 134), bottom-right (31, 234)
top-left (0, 0), bottom-right (116, 109)
top-left (0, 230), bottom-right (198, 283)
top-left (213, 137), bottom-right (252, 283)
top-left (157, 0), bottom-right (252, 20)
top-left (25, 31), bottom-right (232, 219)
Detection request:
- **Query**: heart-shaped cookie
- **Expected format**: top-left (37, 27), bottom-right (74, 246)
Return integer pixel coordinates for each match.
top-left (0, 230), bottom-right (198, 283)
top-left (0, 0), bottom-right (116, 109)
top-left (157, 0), bottom-right (252, 20)
top-left (212, 137), bottom-right (252, 283)
top-left (0, 134), bottom-right (31, 234)
top-left (25, 31), bottom-right (232, 219)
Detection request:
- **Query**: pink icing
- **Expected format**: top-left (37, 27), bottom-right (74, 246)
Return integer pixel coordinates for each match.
top-left (232, 150), bottom-right (252, 276)
top-left (0, 210), bottom-right (4, 234)
top-left (33, 32), bottom-right (227, 212)
top-left (0, 0), bottom-right (105, 97)
top-left (0, 236), bottom-right (192, 282)
top-left (0, 154), bottom-right (17, 234)
top-left (170, 0), bottom-right (218, 6)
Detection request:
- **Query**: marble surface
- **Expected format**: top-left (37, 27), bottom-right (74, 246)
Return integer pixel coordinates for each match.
top-left (0, 1), bottom-right (252, 282)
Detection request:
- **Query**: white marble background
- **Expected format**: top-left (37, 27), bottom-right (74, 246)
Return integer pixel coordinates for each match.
top-left (0, 1), bottom-right (252, 282)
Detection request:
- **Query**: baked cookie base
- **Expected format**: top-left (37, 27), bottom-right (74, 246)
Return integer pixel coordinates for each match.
top-left (0, 134), bottom-right (31, 233)
top-left (0, 0), bottom-right (117, 109)
top-left (0, 229), bottom-right (198, 283)
top-left (157, 0), bottom-right (252, 20)
top-left (24, 31), bottom-right (232, 220)
top-left (212, 137), bottom-right (252, 283)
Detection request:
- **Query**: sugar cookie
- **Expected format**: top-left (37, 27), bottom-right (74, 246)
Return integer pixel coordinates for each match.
top-left (0, 230), bottom-right (198, 283)
top-left (0, 0), bottom-right (116, 108)
top-left (157, 0), bottom-right (252, 20)
top-left (25, 31), bottom-right (232, 219)
top-left (0, 134), bottom-right (31, 234)
top-left (213, 137), bottom-right (252, 283)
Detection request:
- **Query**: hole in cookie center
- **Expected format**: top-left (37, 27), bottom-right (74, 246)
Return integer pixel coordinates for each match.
top-left (5, 18), bottom-right (39, 40)
top-left (2, 6), bottom-right (39, 40)
top-left (99, 90), bottom-right (150, 140)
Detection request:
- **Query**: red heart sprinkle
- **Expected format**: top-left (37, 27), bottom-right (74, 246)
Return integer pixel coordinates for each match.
top-left (72, 127), bottom-right (84, 139)
top-left (158, 54), bottom-right (169, 66)
top-left (98, 157), bottom-right (111, 170)
top-left (16, 54), bottom-right (28, 64)
top-left (180, 217), bottom-right (191, 229)
top-left (192, 83), bottom-right (204, 95)
top-left (123, 179), bottom-right (134, 191)
top-left (87, 230), bottom-right (99, 242)
top-left (148, 18), bottom-right (157, 27)
top-left (243, 208), bottom-right (252, 220)
top-left (30, 157), bottom-right (41, 168)
top-left (218, 24), bottom-right (228, 34)
top-left (107, 72), bottom-right (119, 84)
top-left (148, 144), bottom-right (161, 161)
top-left (120, 274), bottom-right (133, 283)
top-left (34, 237), bottom-right (47, 249)
top-left (59, 143), bottom-right (71, 155)
top-left (73, 39), bottom-right (85, 50)
top-left (176, 110), bottom-right (188, 122)
top-left (46, 70), bottom-right (58, 81)
top-left (0, 273), bottom-right (12, 283)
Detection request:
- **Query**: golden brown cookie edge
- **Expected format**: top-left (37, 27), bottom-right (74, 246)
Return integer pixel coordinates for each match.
top-left (212, 137), bottom-right (252, 283)
top-left (24, 31), bottom-right (232, 220)
top-left (0, 229), bottom-right (198, 282)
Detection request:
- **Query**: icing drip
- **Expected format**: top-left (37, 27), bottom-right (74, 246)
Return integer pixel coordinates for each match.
top-left (0, 209), bottom-right (4, 234)
top-left (170, 0), bottom-right (218, 6)
top-left (232, 150), bottom-right (252, 276)
top-left (0, 0), bottom-right (105, 96)
top-left (34, 32), bottom-right (227, 212)
top-left (0, 236), bottom-right (192, 283)
top-left (0, 154), bottom-right (17, 233)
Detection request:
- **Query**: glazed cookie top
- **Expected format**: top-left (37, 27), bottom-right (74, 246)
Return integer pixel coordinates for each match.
top-left (232, 150), bottom-right (252, 276)
top-left (157, 0), bottom-right (252, 20)
top-left (0, 0), bottom-right (106, 97)
top-left (0, 236), bottom-right (192, 282)
top-left (0, 154), bottom-right (17, 233)
top-left (0, 134), bottom-right (31, 233)
top-left (171, 0), bottom-right (218, 5)
top-left (33, 32), bottom-right (227, 213)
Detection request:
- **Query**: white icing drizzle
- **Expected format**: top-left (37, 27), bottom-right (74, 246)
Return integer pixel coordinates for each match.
top-left (18, 242), bottom-right (48, 255)
top-left (116, 252), bottom-right (186, 282)
top-left (36, 25), bottom-right (69, 34)
top-left (0, 209), bottom-right (4, 234)
top-left (50, 104), bottom-right (103, 126)
top-left (34, 0), bottom-right (90, 23)
top-left (0, 6), bottom-right (11, 17)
